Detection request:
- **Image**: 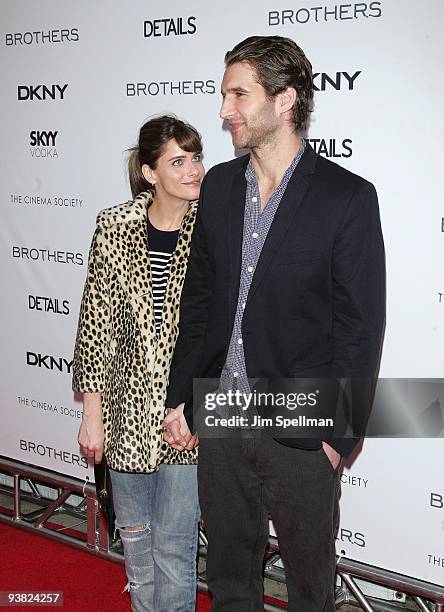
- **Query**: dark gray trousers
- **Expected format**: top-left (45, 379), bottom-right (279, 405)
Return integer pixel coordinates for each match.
top-left (198, 433), bottom-right (340, 612)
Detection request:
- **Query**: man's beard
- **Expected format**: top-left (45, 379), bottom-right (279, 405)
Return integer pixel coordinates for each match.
top-left (233, 116), bottom-right (278, 150)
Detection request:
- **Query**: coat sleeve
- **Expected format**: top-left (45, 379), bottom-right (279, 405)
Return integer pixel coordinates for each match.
top-left (327, 180), bottom-right (386, 457)
top-left (72, 228), bottom-right (110, 393)
top-left (330, 181), bottom-right (385, 377)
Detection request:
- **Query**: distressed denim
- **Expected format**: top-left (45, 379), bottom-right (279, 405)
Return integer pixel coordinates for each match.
top-left (109, 464), bottom-right (199, 612)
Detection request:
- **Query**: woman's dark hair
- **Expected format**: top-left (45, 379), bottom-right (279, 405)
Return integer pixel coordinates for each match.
top-left (128, 115), bottom-right (202, 198)
top-left (225, 36), bottom-right (314, 133)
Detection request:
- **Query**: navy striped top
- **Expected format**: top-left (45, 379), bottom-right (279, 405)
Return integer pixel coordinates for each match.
top-left (147, 216), bottom-right (179, 333)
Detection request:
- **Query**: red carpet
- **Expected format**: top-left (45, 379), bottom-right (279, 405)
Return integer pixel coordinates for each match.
top-left (0, 521), bottom-right (212, 611)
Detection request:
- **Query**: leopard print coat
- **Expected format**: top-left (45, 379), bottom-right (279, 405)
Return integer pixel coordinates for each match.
top-left (73, 191), bottom-right (198, 472)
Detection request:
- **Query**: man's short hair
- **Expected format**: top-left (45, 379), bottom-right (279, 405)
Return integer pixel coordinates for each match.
top-left (225, 36), bottom-right (314, 133)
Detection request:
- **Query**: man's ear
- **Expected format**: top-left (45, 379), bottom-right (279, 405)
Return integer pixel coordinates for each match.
top-left (142, 164), bottom-right (156, 185)
top-left (277, 86), bottom-right (297, 116)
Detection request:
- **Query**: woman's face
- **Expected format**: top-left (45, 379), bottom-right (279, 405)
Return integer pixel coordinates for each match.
top-left (143, 138), bottom-right (205, 202)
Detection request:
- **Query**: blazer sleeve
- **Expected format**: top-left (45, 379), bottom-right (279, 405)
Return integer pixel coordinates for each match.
top-left (72, 228), bottom-right (110, 393)
top-left (328, 180), bottom-right (386, 457)
top-left (166, 174), bottom-right (214, 430)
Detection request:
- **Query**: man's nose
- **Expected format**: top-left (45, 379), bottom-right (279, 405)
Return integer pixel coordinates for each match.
top-left (220, 96), bottom-right (233, 120)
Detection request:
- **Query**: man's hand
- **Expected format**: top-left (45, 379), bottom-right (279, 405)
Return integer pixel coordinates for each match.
top-left (78, 413), bottom-right (104, 464)
top-left (163, 403), bottom-right (199, 451)
top-left (322, 441), bottom-right (342, 471)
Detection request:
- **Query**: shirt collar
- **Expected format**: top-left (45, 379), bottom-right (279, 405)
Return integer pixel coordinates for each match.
top-left (244, 138), bottom-right (306, 185)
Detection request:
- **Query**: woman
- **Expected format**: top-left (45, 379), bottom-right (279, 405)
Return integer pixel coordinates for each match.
top-left (72, 115), bottom-right (205, 612)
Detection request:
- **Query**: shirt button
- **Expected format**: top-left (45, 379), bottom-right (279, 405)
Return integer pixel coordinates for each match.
top-left (251, 196), bottom-right (258, 203)
top-left (237, 338), bottom-right (243, 345)
top-left (233, 372), bottom-right (239, 378)
top-left (247, 266), bottom-right (254, 272)
top-left (252, 232), bottom-right (258, 239)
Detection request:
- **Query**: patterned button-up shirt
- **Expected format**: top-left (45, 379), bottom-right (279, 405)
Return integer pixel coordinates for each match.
top-left (220, 140), bottom-right (306, 415)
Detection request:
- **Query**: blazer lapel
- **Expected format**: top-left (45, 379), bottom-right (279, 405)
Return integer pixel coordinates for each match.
top-left (228, 158), bottom-right (249, 325)
top-left (246, 143), bottom-right (318, 305)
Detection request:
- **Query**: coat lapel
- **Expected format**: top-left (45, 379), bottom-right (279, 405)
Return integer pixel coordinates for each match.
top-left (100, 192), bottom-right (158, 356)
top-left (126, 220), bottom-right (157, 353)
top-left (159, 200), bottom-right (198, 338)
top-left (246, 143), bottom-right (318, 305)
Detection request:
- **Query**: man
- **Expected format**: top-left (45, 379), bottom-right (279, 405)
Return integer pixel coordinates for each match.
top-left (163, 36), bottom-right (385, 611)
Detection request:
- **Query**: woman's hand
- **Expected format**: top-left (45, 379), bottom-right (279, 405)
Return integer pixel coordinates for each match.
top-left (78, 392), bottom-right (104, 464)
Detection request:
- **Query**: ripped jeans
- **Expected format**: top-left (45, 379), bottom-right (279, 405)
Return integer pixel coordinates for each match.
top-left (109, 464), bottom-right (199, 612)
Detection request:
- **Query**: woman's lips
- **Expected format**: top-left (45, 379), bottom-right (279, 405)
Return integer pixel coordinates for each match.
top-left (183, 181), bottom-right (201, 187)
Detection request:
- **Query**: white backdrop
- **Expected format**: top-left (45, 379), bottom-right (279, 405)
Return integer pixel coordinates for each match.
top-left (1, 0), bottom-right (443, 587)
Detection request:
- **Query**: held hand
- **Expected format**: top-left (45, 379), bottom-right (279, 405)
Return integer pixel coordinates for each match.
top-left (162, 403), bottom-right (197, 451)
top-left (77, 414), bottom-right (104, 464)
top-left (322, 441), bottom-right (342, 471)
top-left (185, 434), bottom-right (199, 451)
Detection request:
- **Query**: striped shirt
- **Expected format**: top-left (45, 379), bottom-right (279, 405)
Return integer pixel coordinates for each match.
top-left (147, 217), bottom-right (179, 333)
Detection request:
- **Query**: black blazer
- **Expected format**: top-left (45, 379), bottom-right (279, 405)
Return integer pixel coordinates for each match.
top-left (166, 143), bottom-right (385, 457)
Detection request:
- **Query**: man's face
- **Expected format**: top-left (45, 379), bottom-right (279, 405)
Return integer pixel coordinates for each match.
top-left (220, 61), bottom-right (280, 149)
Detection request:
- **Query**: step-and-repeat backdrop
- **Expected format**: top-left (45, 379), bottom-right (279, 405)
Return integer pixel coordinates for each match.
top-left (1, 0), bottom-right (443, 587)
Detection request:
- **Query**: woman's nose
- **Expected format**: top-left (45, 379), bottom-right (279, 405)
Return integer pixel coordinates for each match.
top-left (187, 163), bottom-right (198, 176)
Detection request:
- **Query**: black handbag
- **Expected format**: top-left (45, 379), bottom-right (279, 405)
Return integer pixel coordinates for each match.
top-left (93, 456), bottom-right (116, 539)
